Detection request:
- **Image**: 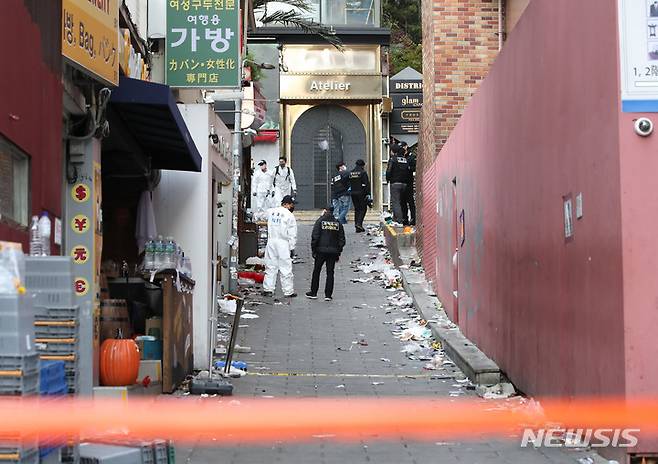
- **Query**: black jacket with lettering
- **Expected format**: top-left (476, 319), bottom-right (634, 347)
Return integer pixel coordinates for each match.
top-left (386, 155), bottom-right (410, 184)
top-left (406, 153), bottom-right (417, 186)
top-left (311, 213), bottom-right (346, 256)
top-left (331, 170), bottom-right (350, 199)
top-left (349, 167), bottom-right (370, 197)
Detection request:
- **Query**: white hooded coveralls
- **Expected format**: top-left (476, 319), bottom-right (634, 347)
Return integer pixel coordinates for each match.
top-left (272, 165), bottom-right (297, 205)
top-left (263, 206), bottom-right (297, 295)
top-left (252, 169), bottom-right (274, 212)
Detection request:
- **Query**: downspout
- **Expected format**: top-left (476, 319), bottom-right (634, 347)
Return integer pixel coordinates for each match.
top-left (498, 0), bottom-right (504, 50)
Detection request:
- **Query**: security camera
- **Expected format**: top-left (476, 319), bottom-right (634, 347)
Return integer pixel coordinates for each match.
top-left (634, 117), bottom-right (654, 137)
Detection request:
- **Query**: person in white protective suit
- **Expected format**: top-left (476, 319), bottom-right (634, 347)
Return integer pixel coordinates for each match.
top-left (272, 157), bottom-right (297, 205)
top-left (262, 195), bottom-right (298, 298)
top-left (252, 160), bottom-right (274, 213)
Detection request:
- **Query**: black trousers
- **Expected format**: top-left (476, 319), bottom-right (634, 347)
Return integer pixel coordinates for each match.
top-left (310, 253), bottom-right (338, 297)
top-left (402, 182), bottom-right (416, 225)
top-left (351, 194), bottom-right (367, 229)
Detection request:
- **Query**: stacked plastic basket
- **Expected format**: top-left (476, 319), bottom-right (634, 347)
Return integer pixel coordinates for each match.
top-left (25, 256), bottom-right (80, 464)
top-left (26, 257), bottom-right (79, 396)
top-left (0, 292), bottom-right (40, 464)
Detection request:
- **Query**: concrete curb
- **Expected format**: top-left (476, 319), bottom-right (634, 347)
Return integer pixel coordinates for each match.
top-left (383, 224), bottom-right (503, 386)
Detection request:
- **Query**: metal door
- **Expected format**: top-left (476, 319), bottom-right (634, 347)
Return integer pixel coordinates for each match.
top-left (291, 105), bottom-right (366, 210)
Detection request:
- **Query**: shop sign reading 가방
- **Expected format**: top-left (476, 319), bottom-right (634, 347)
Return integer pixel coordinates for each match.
top-left (166, 0), bottom-right (240, 88)
top-left (619, 0), bottom-right (658, 111)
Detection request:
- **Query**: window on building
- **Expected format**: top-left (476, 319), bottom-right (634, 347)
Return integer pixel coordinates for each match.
top-left (0, 136), bottom-right (29, 227)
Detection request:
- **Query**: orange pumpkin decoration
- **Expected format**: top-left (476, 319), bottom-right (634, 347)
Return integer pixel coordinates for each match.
top-left (100, 329), bottom-right (140, 386)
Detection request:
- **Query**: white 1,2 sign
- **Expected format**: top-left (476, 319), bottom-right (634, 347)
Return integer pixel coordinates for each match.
top-left (619, 0), bottom-right (658, 111)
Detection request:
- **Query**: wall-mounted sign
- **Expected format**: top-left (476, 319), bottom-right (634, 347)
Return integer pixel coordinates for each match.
top-left (391, 79), bottom-right (423, 93)
top-left (390, 122), bottom-right (419, 134)
top-left (166, 0), bottom-right (240, 88)
top-left (62, 0), bottom-right (119, 86)
top-left (392, 93), bottom-right (422, 108)
top-left (280, 74), bottom-right (383, 100)
top-left (619, 0), bottom-right (658, 111)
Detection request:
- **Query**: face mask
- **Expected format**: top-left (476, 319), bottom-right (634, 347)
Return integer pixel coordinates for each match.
top-left (289, 205), bottom-right (295, 212)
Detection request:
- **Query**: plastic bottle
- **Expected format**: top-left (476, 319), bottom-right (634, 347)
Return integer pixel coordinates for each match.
top-left (38, 212), bottom-right (51, 256)
top-left (164, 237), bottom-right (176, 269)
top-left (154, 236), bottom-right (165, 269)
top-left (29, 216), bottom-right (42, 256)
top-left (144, 238), bottom-right (155, 270)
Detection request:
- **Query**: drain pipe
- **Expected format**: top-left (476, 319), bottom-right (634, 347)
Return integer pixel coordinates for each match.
top-left (498, 0), bottom-right (504, 50)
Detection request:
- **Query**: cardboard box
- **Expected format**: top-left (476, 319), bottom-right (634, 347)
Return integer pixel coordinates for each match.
top-left (138, 360), bottom-right (162, 383)
top-left (144, 317), bottom-right (162, 339)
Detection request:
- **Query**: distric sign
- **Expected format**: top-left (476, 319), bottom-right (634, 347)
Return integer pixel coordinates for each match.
top-left (166, 0), bottom-right (240, 88)
top-left (62, 0), bottom-right (119, 86)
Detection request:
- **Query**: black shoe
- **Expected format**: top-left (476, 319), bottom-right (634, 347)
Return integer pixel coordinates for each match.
top-left (305, 292), bottom-right (318, 299)
top-left (285, 293), bottom-right (298, 298)
top-left (356, 227), bottom-right (365, 233)
top-left (262, 291), bottom-right (273, 297)
top-left (324, 296), bottom-right (333, 301)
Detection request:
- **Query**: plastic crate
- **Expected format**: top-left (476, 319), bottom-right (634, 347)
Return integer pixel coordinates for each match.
top-left (0, 371), bottom-right (39, 395)
top-left (79, 443), bottom-right (142, 464)
top-left (152, 440), bottom-right (167, 464)
top-left (0, 295), bottom-right (36, 356)
top-left (0, 447), bottom-right (38, 463)
top-left (61, 443), bottom-right (80, 464)
top-left (35, 339), bottom-right (78, 354)
top-left (0, 354), bottom-right (39, 374)
top-left (34, 306), bottom-right (79, 320)
top-left (34, 323), bottom-right (78, 338)
top-left (166, 441), bottom-right (174, 464)
top-left (39, 446), bottom-right (62, 463)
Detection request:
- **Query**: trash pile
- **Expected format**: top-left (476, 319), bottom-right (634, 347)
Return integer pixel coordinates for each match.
top-left (349, 227), bottom-right (403, 290)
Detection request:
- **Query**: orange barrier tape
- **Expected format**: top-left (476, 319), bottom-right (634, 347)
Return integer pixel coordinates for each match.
top-left (0, 397), bottom-right (657, 444)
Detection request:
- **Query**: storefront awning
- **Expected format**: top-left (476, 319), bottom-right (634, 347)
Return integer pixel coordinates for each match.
top-left (109, 77), bottom-right (202, 172)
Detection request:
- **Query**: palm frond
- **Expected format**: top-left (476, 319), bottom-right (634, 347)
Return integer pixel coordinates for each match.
top-left (253, 0), bottom-right (314, 12)
top-left (258, 10), bottom-right (343, 49)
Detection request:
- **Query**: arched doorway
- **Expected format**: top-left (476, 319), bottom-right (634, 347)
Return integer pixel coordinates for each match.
top-left (291, 105), bottom-right (366, 210)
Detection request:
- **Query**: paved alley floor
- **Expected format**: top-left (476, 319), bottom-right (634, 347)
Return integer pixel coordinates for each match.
top-left (180, 224), bottom-right (598, 464)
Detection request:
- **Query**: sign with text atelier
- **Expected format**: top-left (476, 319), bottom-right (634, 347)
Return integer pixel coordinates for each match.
top-left (166, 0), bottom-right (240, 88)
top-left (619, 0), bottom-right (658, 111)
top-left (280, 74), bottom-right (383, 100)
top-left (62, 0), bottom-right (119, 86)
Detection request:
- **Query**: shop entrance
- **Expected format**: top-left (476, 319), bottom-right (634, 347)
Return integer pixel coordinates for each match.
top-left (291, 105), bottom-right (366, 210)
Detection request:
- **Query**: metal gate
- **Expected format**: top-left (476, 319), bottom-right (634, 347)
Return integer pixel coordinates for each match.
top-left (291, 105), bottom-right (366, 210)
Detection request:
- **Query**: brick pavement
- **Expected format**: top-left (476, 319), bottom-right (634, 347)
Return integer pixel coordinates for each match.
top-left (180, 224), bottom-right (598, 464)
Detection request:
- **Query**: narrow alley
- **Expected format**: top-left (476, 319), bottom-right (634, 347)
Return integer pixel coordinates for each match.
top-left (180, 225), bottom-right (596, 464)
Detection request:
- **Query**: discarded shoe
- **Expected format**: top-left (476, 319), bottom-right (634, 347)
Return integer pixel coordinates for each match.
top-left (305, 292), bottom-right (318, 299)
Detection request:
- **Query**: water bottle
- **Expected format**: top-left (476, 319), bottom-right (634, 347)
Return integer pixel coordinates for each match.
top-left (29, 216), bottom-right (42, 256)
top-left (144, 238), bottom-right (155, 270)
top-left (165, 238), bottom-right (176, 269)
top-left (154, 236), bottom-right (165, 269)
top-left (38, 212), bottom-right (51, 256)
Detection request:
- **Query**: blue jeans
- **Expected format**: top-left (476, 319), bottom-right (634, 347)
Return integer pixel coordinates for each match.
top-left (333, 195), bottom-right (351, 224)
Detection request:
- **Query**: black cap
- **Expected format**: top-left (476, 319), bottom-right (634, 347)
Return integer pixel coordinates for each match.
top-left (400, 141), bottom-right (409, 148)
top-left (356, 159), bottom-right (365, 166)
top-left (391, 144), bottom-right (402, 154)
top-left (281, 195), bottom-right (295, 205)
top-left (257, 160), bottom-right (267, 166)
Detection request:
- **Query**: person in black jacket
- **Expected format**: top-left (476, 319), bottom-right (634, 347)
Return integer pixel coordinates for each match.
top-left (399, 142), bottom-right (416, 226)
top-left (349, 159), bottom-right (371, 233)
top-left (306, 206), bottom-right (346, 301)
top-left (386, 144), bottom-right (410, 224)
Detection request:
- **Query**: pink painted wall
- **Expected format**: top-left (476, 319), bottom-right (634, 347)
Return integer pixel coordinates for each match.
top-left (428, 0), bottom-right (629, 403)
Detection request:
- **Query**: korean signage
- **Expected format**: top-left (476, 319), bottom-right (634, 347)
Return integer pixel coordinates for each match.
top-left (62, 0), bottom-right (119, 86)
top-left (280, 74), bottom-right (383, 100)
top-left (166, 0), bottom-right (240, 88)
top-left (619, 0), bottom-right (658, 111)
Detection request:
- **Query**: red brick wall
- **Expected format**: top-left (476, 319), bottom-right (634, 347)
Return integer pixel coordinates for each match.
top-left (417, 0), bottom-right (501, 259)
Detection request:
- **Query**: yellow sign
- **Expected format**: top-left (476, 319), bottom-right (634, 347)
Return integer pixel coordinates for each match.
top-left (62, 0), bottom-right (119, 86)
